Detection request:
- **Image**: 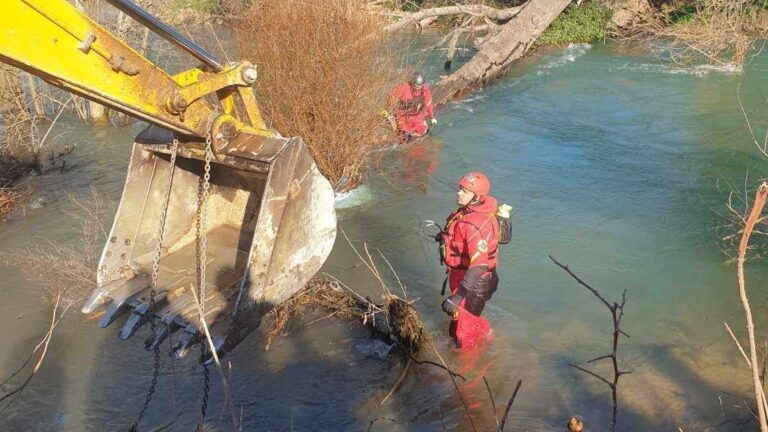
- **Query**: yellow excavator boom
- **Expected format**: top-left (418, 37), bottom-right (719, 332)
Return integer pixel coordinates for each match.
top-left (0, 0), bottom-right (337, 358)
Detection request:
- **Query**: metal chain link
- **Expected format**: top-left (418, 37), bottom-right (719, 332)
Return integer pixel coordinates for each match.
top-left (199, 131), bottom-right (212, 317)
top-left (193, 121), bottom-right (214, 432)
top-left (131, 138), bottom-right (179, 431)
top-left (200, 344), bottom-right (211, 423)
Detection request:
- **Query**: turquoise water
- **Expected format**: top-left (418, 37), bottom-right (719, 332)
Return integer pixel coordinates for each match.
top-left (3, 42), bottom-right (768, 430)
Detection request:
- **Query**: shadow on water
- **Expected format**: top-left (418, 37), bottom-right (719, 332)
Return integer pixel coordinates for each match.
top-left (550, 340), bottom-right (759, 432)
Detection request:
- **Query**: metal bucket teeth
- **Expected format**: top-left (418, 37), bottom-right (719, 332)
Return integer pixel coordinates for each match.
top-left (171, 329), bottom-right (197, 359)
top-left (145, 324), bottom-right (173, 351)
top-left (83, 275), bottom-right (148, 314)
top-left (98, 283), bottom-right (164, 328)
top-left (98, 301), bottom-right (130, 328)
top-left (89, 131), bottom-right (337, 355)
top-left (120, 304), bottom-right (150, 340)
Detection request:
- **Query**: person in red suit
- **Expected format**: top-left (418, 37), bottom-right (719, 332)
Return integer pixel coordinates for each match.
top-left (388, 71), bottom-right (436, 143)
top-left (439, 172), bottom-right (500, 350)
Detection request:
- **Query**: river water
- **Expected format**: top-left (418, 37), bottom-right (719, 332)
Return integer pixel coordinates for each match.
top-left (3, 42), bottom-right (768, 431)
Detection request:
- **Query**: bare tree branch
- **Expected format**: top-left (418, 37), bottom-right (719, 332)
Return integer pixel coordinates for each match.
top-left (734, 182), bottom-right (768, 430)
top-left (383, 4), bottom-right (523, 32)
top-left (499, 379), bottom-right (523, 431)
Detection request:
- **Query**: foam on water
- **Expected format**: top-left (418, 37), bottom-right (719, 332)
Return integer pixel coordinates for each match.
top-left (615, 61), bottom-right (743, 77)
top-left (536, 43), bottom-right (592, 75)
top-left (334, 183), bottom-right (374, 211)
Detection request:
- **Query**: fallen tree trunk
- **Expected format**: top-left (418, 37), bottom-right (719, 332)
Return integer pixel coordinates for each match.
top-left (432, 0), bottom-right (573, 106)
top-left (383, 4), bottom-right (523, 32)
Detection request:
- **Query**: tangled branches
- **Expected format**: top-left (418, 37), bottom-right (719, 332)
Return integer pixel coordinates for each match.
top-left (629, 0), bottom-right (768, 65)
top-left (225, 0), bottom-right (402, 192)
top-left (266, 277), bottom-right (428, 354)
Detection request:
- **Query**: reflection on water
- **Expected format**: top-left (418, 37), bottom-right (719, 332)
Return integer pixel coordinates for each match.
top-left (3, 42), bottom-right (768, 430)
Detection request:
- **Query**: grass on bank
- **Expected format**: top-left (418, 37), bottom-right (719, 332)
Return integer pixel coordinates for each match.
top-left (537, 1), bottom-right (611, 46)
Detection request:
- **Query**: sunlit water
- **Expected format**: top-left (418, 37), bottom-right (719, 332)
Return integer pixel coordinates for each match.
top-left (3, 42), bottom-right (768, 431)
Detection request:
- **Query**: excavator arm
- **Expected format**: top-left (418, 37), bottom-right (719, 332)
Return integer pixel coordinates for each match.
top-left (0, 0), bottom-right (337, 358)
top-left (1, 0), bottom-right (268, 140)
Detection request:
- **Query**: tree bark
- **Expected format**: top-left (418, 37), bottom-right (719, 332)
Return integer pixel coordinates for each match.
top-left (24, 73), bottom-right (45, 117)
top-left (384, 4), bottom-right (523, 32)
top-left (736, 183), bottom-right (768, 431)
top-left (432, 0), bottom-right (573, 106)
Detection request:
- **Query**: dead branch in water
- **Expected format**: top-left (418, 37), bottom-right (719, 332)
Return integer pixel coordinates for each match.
top-left (0, 293), bottom-right (70, 411)
top-left (264, 229), bottom-right (487, 430)
top-left (550, 255), bottom-right (630, 432)
top-left (483, 376), bottom-right (523, 431)
top-left (729, 182), bottom-right (768, 430)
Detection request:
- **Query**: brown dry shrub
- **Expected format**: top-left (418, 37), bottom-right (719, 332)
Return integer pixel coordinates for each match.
top-left (630, 0), bottom-right (768, 65)
top-left (224, 0), bottom-right (402, 191)
top-left (1, 190), bottom-right (112, 306)
top-left (0, 186), bottom-right (31, 219)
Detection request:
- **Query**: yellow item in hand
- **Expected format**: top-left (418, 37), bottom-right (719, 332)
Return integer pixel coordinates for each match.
top-left (497, 204), bottom-right (513, 219)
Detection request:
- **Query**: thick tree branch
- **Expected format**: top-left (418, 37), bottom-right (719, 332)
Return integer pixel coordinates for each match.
top-left (384, 4), bottom-right (523, 32)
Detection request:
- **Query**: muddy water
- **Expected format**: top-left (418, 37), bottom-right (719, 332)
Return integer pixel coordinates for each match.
top-left (3, 42), bottom-right (768, 431)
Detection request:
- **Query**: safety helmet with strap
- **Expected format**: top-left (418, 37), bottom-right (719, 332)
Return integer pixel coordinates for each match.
top-left (458, 172), bottom-right (491, 197)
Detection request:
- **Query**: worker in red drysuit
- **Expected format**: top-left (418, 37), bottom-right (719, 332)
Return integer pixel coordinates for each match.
top-left (388, 71), bottom-right (436, 143)
top-left (438, 172), bottom-right (500, 350)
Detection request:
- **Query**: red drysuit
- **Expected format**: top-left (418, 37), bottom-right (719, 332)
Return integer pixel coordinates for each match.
top-left (388, 82), bottom-right (435, 141)
top-left (441, 196), bottom-right (500, 350)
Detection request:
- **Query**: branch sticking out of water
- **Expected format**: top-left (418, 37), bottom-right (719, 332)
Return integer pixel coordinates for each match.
top-left (731, 182), bottom-right (768, 431)
top-left (550, 255), bottom-right (629, 432)
top-left (0, 293), bottom-right (70, 411)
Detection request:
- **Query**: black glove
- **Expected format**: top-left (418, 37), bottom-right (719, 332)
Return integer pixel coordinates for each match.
top-left (441, 294), bottom-right (463, 316)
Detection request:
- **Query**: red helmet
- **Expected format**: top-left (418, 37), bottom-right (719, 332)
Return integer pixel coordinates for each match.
top-left (458, 172), bottom-right (490, 196)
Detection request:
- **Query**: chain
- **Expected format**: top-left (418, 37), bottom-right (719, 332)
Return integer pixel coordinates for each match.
top-left (131, 138), bottom-right (178, 431)
top-left (194, 123), bottom-right (213, 328)
top-left (199, 131), bottom-right (212, 316)
top-left (197, 344), bottom-right (211, 430)
top-left (193, 124), bottom-right (214, 432)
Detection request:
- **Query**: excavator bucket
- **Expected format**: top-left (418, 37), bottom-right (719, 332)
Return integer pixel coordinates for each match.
top-left (82, 126), bottom-right (336, 358)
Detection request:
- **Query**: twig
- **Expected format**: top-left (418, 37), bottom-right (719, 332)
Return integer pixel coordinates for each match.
top-left (725, 321), bottom-right (753, 368)
top-left (429, 341), bottom-right (477, 431)
top-left (551, 256), bottom-right (629, 432)
top-left (482, 376), bottom-right (500, 431)
top-left (734, 182), bottom-right (768, 430)
top-left (0, 293), bottom-right (69, 408)
top-left (499, 379), bottom-right (522, 431)
top-left (189, 285), bottom-right (239, 431)
top-left (408, 353), bottom-right (466, 381)
top-left (378, 357), bottom-right (412, 407)
top-left (366, 417), bottom-right (400, 431)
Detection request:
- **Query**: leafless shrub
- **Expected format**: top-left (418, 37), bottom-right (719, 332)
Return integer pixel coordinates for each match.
top-left (630, 0), bottom-right (768, 65)
top-left (0, 186), bottom-right (31, 219)
top-left (551, 256), bottom-right (630, 432)
top-left (1, 64), bottom-right (41, 164)
top-left (1, 189), bottom-right (113, 307)
top-left (224, 0), bottom-right (403, 191)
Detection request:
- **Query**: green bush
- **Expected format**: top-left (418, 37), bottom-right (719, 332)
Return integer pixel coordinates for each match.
top-left (536, 1), bottom-right (611, 46)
